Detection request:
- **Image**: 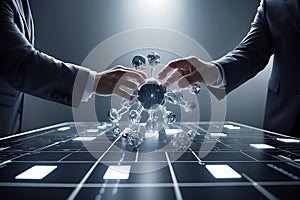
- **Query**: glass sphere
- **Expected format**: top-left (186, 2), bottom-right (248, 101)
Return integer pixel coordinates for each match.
top-left (132, 55), bottom-right (146, 69)
top-left (191, 85), bottom-right (201, 94)
top-left (165, 92), bottom-right (183, 105)
top-left (112, 126), bottom-right (121, 138)
top-left (184, 101), bottom-right (197, 112)
top-left (163, 111), bottom-right (176, 124)
top-left (137, 80), bottom-right (166, 109)
top-left (108, 108), bottom-right (121, 122)
top-left (145, 120), bottom-right (157, 132)
top-left (129, 109), bottom-right (140, 124)
top-left (121, 127), bottom-right (133, 138)
top-left (127, 131), bottom-right (143, 149)
top-left (172, 131), bottom-right (193, 151)
top-left (147, 51), bottom-right (160, 66)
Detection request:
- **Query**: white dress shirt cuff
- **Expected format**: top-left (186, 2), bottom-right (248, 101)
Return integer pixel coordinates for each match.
top-left (81, 69), bottom-right (97, 102)
top-left (210, 62), bottom-right (227, 88)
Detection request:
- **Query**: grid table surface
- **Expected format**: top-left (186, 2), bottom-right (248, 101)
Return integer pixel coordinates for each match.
top-left (0, 121), bottom-right (300, 200)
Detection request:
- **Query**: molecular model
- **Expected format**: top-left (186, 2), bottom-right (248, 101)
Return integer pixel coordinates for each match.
top-left (108, 52), bottom-right (200, 150)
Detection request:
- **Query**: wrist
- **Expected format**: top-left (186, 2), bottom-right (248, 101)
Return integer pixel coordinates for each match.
top-left (93, 73), bottom-right (101, 94)
top-left (209, 62), bottom-right (224, 87)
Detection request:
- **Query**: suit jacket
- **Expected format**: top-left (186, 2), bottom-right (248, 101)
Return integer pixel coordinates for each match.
top-left (216, 0), bottom-right (300, 135)
top-left (0, 0), bottom-right (89, 136)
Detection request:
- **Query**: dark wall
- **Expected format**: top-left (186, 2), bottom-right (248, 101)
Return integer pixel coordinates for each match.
top-left (23, 0), bottom-right (268, 131)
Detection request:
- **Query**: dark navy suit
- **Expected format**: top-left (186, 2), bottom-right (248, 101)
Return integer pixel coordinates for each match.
top-left (0, 0), bottom-right (89, 136)
top-left (216, 0), bottom-right (300, 136)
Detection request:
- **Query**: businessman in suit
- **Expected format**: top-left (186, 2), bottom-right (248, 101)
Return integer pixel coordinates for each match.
top-left (0, 0), bottom-right (146, 136)
top-left (158, 0), bottom-right (300, 137)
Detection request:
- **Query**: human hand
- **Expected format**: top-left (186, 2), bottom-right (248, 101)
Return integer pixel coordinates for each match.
top-left (157, 56), bottom-right (220, 88)
top-left (94, 66), bottom-right (147, 100)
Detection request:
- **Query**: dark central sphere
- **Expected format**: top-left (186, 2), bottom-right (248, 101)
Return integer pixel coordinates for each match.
top-left (137, 80), bottom-right (166, 109)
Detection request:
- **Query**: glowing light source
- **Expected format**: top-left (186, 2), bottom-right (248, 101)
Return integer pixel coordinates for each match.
top-left (144, 0), bottom-right (161, 5)
top-left (206, 165), bottom-right (241, 179)
top-left (15, 165), bottom-right (57, 180)
top-left (103, 165), bottom-right (131, 180)
top-left (121, 0), bottom-right (182, 28)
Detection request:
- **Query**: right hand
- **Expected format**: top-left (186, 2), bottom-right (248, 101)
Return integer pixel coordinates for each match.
top-left (157, 56), bottom-right (220, 88)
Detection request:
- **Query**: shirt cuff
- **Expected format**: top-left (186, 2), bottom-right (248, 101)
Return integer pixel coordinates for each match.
top-left (209, 61), bottom-right (227, 88)
top-left (81, 69), bottom-right (97, 102)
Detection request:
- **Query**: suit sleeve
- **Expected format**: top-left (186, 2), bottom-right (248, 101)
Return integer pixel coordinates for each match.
top-left (0, 1), bottom-right (89, 107)
top-left (214, 0), bottom-right (274, 94)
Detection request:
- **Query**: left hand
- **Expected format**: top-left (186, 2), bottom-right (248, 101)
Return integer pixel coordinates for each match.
top-left (94, 66), bottom-right (147, 100)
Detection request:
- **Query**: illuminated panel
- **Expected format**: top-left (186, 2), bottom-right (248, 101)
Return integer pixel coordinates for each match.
top-left (97, 125), bottom-right (107, 129)
top-left (57, 127), bottom-right (71, 131)
top-left (224, 125), bottom-right (240, 130)
top-left (15, 165), bottom-right (57, 180)
top-left (250, 144), bottom-right (275, 149)
top-left (209, 132), bottom-right (227, 137)
top-left (73, 137), bottom-right (96, 141)
top-left (165, 129), bottom-right (183, 135)
top-left (206, 165), bottom-right (241, 179)
top-left (276, 138), bottom-right (300, 143)
top-left (86, 129), bottom-right (99, 133)
top-left (103, 165), bottom-right (131, 180)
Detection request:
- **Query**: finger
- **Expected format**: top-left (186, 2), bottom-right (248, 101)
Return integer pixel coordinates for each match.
top-left (135, 70), bottom-right (147, 80)
top-left (163, 70), bottom-right (184, 88)
top-left (158, 59), bottom-right (193, 80)
top-left (118, 79), bottom-right (139, 90)
top-left (126, 68), bottom-right (147, 79)
top-left (115, 65), bottom-right (148, 79)
top-left (178, 70), bottom-right (205, 88)
top-left (114, 88), bottom-right (134, 101)
top-left (123, 71), bottom-right (146, 85)
top-left (157, 59), bottom-right (184, 80)
top-left (157, 64), bottom-right (176, 80)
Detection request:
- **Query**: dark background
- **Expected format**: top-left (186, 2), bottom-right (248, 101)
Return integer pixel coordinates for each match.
top-left (23, 0), bottom-right (272, 131)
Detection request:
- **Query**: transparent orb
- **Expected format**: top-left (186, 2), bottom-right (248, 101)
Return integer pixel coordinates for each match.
top-left (127, 131), bottom-right (143, 149)
top-left (145, 120), bottom-right (157, 132)
top-left (147, 51), bottom-right (160, 66)
top-left (184, 101), bottom-right (197, 112)
top-left (108, 108), bottom-right (121, 122)
top-left (132, 55), bottom-right (146, 69)
top-left (121, 99), bottom-right (131, 109)
top-left (165, 91), bottom-right (183, 105)
top-left (112, 126), bottom-right (121, 138)
top-left (121, 127), bottom-right (133, 138)
top-left (191, 85), bottom-right (201, 94)
top-left (163, 111), bottom-right (176, 124)
top-left (129, 109), bottom-right (141, 124)
top-left (137, 80), bottom-right (166, 110)
top-left (172, 131), bottom-right (193, 151)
